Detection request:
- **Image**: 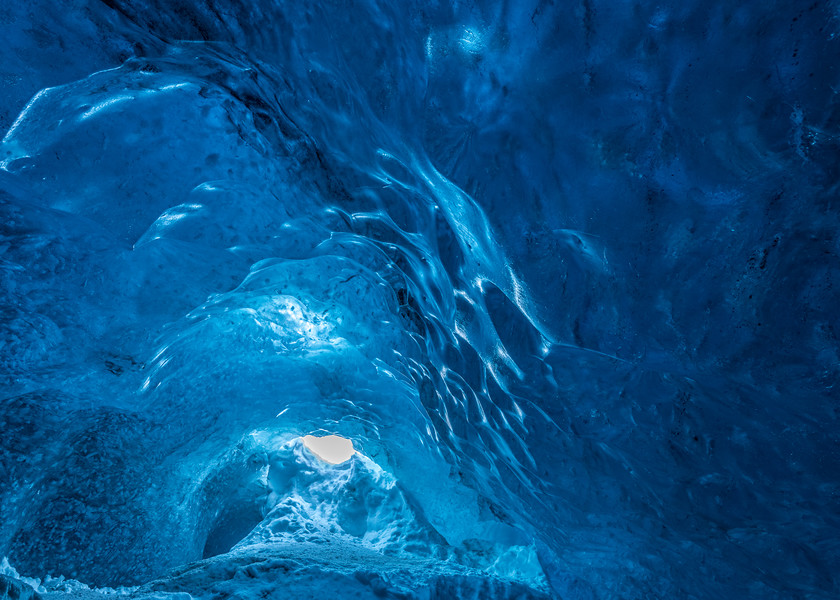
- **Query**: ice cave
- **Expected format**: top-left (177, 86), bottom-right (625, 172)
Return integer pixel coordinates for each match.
top-left (1, 1), bottom-right (838, 598)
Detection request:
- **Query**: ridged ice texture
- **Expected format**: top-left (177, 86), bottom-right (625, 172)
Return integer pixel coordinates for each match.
top-left (1, 1), bottom-right (838, 599)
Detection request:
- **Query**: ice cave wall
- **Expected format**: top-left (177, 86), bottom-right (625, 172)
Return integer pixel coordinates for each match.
top-left (1, 1), bottom-right (839, 599)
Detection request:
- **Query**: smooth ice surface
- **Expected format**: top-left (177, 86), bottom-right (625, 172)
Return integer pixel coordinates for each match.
top-left (1, 1), bottom-right (838, 599)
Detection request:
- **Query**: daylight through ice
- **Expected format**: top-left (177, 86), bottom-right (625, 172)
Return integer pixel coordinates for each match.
top-left (1, 2), bottom-right (838, 599)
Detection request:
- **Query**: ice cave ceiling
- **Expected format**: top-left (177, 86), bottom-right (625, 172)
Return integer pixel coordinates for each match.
top-left (1, 1), bottom-right (839, 599)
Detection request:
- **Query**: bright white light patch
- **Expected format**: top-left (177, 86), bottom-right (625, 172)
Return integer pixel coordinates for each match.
top-left (302, 435), bottom-right (355, 464)
top-left (459, 27), bottom-right (484, 54)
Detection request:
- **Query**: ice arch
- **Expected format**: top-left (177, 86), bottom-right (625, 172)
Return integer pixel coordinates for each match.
top-left (1, 1), bottom-right (838, 599)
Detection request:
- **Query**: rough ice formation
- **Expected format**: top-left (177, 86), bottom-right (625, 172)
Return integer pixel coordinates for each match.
top-left (1, 1), bottom-right (838, 599)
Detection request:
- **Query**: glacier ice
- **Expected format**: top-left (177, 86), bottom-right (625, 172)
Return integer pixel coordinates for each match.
top-left (1, 1), bottom-right (839, 599)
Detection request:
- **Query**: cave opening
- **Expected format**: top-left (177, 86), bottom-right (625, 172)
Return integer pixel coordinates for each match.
top-left (302, 434), bottom-right (356, 464)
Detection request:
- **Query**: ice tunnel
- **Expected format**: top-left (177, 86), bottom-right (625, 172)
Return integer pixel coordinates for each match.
top-left (1, 1), bottom-right (838, 599)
